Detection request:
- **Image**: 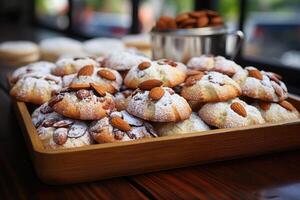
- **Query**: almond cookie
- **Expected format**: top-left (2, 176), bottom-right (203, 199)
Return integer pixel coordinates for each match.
top-left (127, 87), bottom-right (192, 122)
top-left (102, 50), bottom-right (150, 71)
top-left (70, 65), bottom-right (122, 94)
top-left (32, 104), bottom-right (93, 149)
top-left (181, 71), bottom-right (241, 102)
top-left (199, 98), bottom-right (265, 128)
top-left (83, 38), bottom-right (125, 57)
top-left (187, 55), bottom-right (243, 76)
top-left (124, 59), bottom-right (187, 89)
top-left (52, 56), bottom-right (99, 76)
top-left (11, 61), bottom-right (56, 84)
top-left (89, 110), bottom-right (157, 143)
top-left (253, 100), bottom-right (299, 123)
top-left (232, 67), bottom-right (288, 102)
top-left (49, 87), bottom-right (115, 120)
top-left (155, 112), bottom-right (210, 136)
top-left (10, 72), bottom-right (62, 104)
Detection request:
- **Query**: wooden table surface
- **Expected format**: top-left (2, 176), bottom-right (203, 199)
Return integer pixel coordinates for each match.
top-left (1, 24), bottom-right (300, 200)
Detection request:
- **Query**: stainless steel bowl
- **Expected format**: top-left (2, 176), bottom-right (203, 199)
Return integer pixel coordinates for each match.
top-left (151, 26), bottom-right (244, 63)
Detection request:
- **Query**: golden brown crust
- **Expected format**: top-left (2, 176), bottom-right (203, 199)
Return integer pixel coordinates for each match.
top-left (181, 71), bottom-right (241, 102)
top-left (127, 87), bottom-right (192, 122)
top-left (50, 89), bottom-right (115, 120)
top-left (124, 59), bottom-right (187, 89)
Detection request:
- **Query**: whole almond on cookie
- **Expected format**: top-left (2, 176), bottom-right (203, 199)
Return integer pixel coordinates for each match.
top-left (110, 116), bottom-right (132, 132)
top-left (77, 65), bottom-right (94, 77)
top-left (230, 102), bottom-right (247, 117)
top-left (185, 73), bottom-right (204, 86)
top-left (248, 69), bottom-right (263, 80)
top-left (53, 128), bottom-right (68, 145)
top-left (69, 82), bottom-right (91, 90)
top-left (149, 87), bottom-right (165, 100)
top-left (90, 83), bottom-right (106, 96)
top-left (259, 101), bottom-right (271, 111)
top-left (138, 79), bottom-right (163, 90)
top-left (279, 100), bottom-right (295, 111)
top-left (97, 69), bottom-right (116, 81)
top-left (138, 61), bottom-right (151, 70)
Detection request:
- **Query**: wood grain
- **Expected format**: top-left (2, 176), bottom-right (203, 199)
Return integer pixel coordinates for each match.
top-left (13, 96), bottom-right (300, 184)
top-left (130, 150), bottom-right (300, 199)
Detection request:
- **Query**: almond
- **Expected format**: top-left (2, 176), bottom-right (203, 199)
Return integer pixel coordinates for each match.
top-left (97, 69), bottom-right (116, 81)
top-left (90, 83), bottom-right (106, 97)
top-left (138, 79), bottom-right (163, 90)
top-left (279, 100), bottom-right (295, 111)
top-left (138, 61), bottom-right (151, 70)
top-left (186, 70), bottom-right (203, 76)
top-left (189, 11), bottom-right (206, 18)
top-left (110, 116), bottom-right (132, 132)
top-left (175, 13), bottom-right (189, 23)
top-left (185, 73), bottom-right (204, 86)
top-left (268, 73), bottom-right (281, 84)
top-left (248, 69), bottom-right (263, 80)
top-left (230, 102), bottom-right (247, 117)
top-left (211, 16), bottom-right (223, 25)
top-left (77, 65), bottom-right (94, 77)
top-left (149, 87), bottom-right (165, 100)
top-left (197, 16), bottom-right (209, 27)
top-left (53, 128), bottom-right (68, 145)
top-left (69, 82), bottom-right (91, 90)
top-left (48, 94), bottom-right (64, 107)
top-left (259, 101), bottom-right (271, 111)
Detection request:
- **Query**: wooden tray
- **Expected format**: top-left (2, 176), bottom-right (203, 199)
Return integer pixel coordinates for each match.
top-left (13, 95), bottom-right (300, 185)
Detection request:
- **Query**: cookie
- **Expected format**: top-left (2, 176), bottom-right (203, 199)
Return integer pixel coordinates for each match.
top-left (32, 104), bottom-right (93, 149)
top-left (232, 67), bottom-right (288, 102)
top-left (39, 37), bottom-right (83, 62)
top-left (127, 87), bottom-right (192, 122)
top-left (10, 72), bottom-right (62, 104)
top-left (253, 100), bottom-right (299, 123)
top-left (181, 71), bottom-right (241, 102)
top-left (70, 65), bottom-right (123, 94)
top-left (89, 110), bottom-right (157, 143)
top-left (187, 55), bottom-right (243, 76)
top-left (0, 41), bottom-right (40, 66)
top-left (124, 59), bottom-right (187, 89)
top-left (102, 50), bottom-right (151, 71)
top-left (11, 61), bottom-right (56, 84)
top-left (52, 56), bottom-right (99, 76)
top-left (83, 38), bottom-right (125, 57)
top-left (199, 98), bottom-right (265, 128)
top-left (155, 112), bottom-right (210, 136)
top-left (49, 87), bottom-right (115, 120)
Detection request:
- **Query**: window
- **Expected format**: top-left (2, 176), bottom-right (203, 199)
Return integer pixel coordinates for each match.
top-left (242, 0), bottom-right (300, 70)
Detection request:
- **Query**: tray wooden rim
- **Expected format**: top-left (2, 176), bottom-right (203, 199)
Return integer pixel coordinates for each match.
top-left (15, 94), bottom-right (300, 155)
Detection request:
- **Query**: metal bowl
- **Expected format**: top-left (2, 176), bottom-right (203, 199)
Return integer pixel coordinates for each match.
top-left (151, 26), bottom-right (244, 63)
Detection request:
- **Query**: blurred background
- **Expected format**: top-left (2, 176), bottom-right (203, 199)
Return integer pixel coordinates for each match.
top-left (0, 0), bottom-right (300, 91)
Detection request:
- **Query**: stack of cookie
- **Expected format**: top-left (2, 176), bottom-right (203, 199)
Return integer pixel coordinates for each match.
top-left (9, 51), bottom-right (299, 149)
